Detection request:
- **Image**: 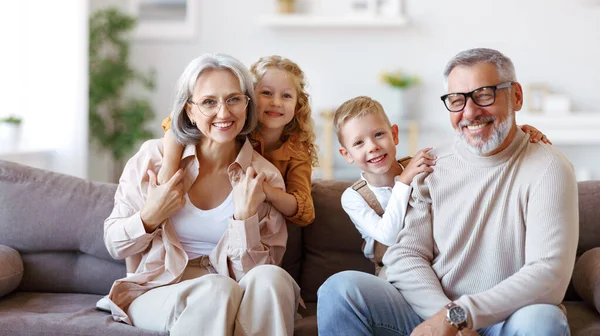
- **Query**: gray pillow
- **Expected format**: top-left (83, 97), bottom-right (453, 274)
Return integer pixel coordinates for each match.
top-left (0, 245), bottom-right (23, 298)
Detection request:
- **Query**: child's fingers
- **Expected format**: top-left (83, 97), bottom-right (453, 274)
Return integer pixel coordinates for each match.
top-left (542, 135), bottom-right (552, 145)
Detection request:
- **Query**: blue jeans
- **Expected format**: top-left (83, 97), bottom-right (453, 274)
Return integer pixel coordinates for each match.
top-left (317, 271), bottom-right (569, 336)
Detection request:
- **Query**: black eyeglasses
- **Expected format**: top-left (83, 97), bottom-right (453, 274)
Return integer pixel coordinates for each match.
top-left (440, 81), bottom-right (514, 112)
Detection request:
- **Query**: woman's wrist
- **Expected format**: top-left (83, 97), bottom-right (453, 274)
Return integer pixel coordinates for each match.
top-left (140, 208), bottom-right (160, 232)
top-left (234, 207), bottom-right (257, 221)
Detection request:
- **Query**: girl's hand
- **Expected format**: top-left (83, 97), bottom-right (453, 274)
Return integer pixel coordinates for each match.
top-left (262, 180), bottom-right (275, 202)
top-left (520, 124), bottom-right (552, 144)
top-left (233, 167), bottom-right (266, 221)
top-left (140, 169), bottom-right (185, 232)
top-left (398, 148), bottom-right (436, 186)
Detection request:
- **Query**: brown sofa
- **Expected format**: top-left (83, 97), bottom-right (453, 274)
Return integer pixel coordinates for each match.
top-left (0, 160), bottom-right (599, 335)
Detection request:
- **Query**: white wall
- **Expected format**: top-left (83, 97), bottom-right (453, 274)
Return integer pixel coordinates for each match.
top-left (1, 0), bottom-right (88, 178)
top-left (89, 0), bottom-right (600, 181)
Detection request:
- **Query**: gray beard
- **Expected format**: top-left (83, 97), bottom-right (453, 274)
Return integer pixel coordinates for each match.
top-left (456, 107), bottom-right (514, 155)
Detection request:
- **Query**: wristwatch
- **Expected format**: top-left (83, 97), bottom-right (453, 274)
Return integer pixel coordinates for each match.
top-left (445, 302), bottom-right (468, 330)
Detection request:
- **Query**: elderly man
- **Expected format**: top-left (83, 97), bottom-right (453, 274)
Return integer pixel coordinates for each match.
top-left (317, 48), bottom-right (578, 336)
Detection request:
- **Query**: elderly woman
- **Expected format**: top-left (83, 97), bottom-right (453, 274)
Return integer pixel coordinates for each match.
top-left (103, 53), bottom-right (300, 335)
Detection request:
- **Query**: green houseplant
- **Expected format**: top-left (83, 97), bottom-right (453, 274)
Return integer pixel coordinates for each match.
top-left (379, 70), bottom-right (420, 121)
top-left (89, 8), bottom-right (156, 182)
top-left (0, 115), bottom-right (23, 149)
top-left (0, 115), bottom-right (23, 125)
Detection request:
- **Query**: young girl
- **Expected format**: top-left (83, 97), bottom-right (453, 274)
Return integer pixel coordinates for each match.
top-left (158, 55), bottom-right (318, 227)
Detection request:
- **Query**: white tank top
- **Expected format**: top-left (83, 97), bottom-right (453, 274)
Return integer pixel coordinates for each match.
top-left (170, 192), bottom-right (234, 259)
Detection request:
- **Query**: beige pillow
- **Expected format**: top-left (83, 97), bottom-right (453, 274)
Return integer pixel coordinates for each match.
top-left (0, 245), bottom-right (23, 298)
top-left (573, 247), bottom-right (600, 314)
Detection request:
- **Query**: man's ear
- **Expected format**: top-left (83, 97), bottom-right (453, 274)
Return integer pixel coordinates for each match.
top-left (391, 124), bottom-right (399, 145)
top-left (512, 82), bottom-right (524, 111)
top-left (339, 147), bottom-right (354, 164)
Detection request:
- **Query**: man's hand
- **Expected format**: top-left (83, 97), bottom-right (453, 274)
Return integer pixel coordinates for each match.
top-left (410, 308), bottom-right (457, 336)
top-left (460, 329), bottom-right (479, 336)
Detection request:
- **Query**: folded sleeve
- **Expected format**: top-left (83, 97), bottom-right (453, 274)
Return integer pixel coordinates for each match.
top-left (104, 141), bottom-right (160, 260)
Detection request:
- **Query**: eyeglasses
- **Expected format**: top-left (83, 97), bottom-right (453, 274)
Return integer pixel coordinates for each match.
top-left (188, 94), bottom-right (250, 117)
top-left (440, 81), bottom-right (514, 112)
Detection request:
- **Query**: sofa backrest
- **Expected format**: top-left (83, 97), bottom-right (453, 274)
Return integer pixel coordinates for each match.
top-left (2, 160), bottom-right (599, 300)
top-left (295, 180), bottom-right (374, 303)
top-left (0, 160), bottom-right (124, 295)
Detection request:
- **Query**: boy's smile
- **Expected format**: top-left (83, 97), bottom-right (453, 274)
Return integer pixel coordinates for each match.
top-left (338, 113), bottom-right (399, 177)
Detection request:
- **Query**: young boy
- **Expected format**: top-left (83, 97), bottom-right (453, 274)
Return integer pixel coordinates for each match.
top-left (334, 96), bottom-right (435, 277)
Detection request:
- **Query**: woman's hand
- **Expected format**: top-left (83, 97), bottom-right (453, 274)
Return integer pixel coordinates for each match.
top-left (233, 167), bottom-right (266, 221)
top-left (398, 148), bottom-right (436, 186)
top-left (140, 169), bottom-right (185, 232)
top-left (520, 124), bottom-right (552, 144)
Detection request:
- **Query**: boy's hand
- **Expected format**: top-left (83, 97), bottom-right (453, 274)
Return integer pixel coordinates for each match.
top-left (398, 148), bottom-right (436, 186)
top-left (520, 124), bottom-right (552, 144)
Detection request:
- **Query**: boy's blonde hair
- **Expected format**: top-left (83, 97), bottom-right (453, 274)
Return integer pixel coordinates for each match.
top-left (250, 55), bottom-right (319, 167)
top-left (334, 96), bottom-right (392, 145)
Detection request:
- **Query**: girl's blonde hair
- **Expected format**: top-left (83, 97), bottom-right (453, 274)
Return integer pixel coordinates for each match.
top-left (250, 55), bottom-right (319, 167)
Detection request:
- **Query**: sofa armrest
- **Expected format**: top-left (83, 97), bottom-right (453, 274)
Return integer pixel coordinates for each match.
top-left (573, 247), bottom-right (600, 313)
top-left (0, 245), bottom-right (23, 298)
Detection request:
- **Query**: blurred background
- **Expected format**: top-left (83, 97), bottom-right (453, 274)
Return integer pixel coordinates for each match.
top-left (1, 0), bottom-right (599, 183)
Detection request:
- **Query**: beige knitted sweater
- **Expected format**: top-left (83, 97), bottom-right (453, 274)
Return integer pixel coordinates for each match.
top-left (383, 128), bottom-right (579, 329)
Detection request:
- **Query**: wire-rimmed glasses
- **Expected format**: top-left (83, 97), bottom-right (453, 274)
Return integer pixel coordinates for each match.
top-left (188, 94), bottom-right (250, 117)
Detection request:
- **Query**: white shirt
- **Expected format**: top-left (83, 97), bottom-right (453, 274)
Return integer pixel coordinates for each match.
top-left (341, 173), bottom-right (412, 258)
top-left (170, 192), bottom-right (234, 259)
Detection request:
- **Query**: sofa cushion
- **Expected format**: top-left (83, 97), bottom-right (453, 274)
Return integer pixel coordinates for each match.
top-left (577, 181), bottom-right (600, 256)
top-left (282, 221), bottom-right (303, 284)
top-left (0, 160), bottom-right (125, 293)
top-left (0, 292), bottom-right (165, 336)
top-left (573, 247), bottom-right (600, 314)
top-left (0, 245), bottom-right (23, 298)
top-left (301, 180), bottom-right (374, 303)
top-left (0, 160), bottom-right (117, 261)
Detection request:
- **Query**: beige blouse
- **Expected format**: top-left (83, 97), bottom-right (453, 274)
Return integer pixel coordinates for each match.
top-left (103, 137), bottom-right (287, 325)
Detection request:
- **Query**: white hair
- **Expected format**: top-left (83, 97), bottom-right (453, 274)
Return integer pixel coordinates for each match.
top-left (443, 48), bottom-right (517, 91)
top-left (170, 53), bottom-right (258, 145)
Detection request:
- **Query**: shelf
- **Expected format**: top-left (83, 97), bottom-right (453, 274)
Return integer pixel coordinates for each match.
top-left (516, 112), bottom-right (600, 145)
top-left (258, 14), bottom-right (408, 28)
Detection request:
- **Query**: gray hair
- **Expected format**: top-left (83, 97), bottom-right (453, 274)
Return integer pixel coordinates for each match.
top-left (443, 48), bottom-right (517, 90)
top-left (170, 53), bottom-right (258, 145)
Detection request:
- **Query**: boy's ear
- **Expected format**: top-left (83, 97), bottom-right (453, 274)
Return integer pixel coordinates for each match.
top-left (339, 147), bottom-right (354, 164)
top-left (391, 124), bottom-right (399, 145)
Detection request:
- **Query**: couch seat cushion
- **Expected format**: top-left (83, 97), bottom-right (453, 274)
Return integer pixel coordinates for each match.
top-left (0, 292), bottom-right (164, 336)
top-left (564, 301), bottom-right (600, 335)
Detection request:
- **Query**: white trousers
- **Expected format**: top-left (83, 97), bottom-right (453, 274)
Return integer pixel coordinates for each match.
top-left (127, 263), bottom-right (300, 336)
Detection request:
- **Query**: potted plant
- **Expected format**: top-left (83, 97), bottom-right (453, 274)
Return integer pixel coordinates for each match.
top-left (379, 70), bottom-right (420, 122)
top-left (89, 8), bottom-right (156, 182)
top-left (0, 115), bottom-right (23, 149)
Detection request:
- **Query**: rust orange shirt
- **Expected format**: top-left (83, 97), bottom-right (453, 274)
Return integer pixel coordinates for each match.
top-left (162, 116), bottom-right (315, 226)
